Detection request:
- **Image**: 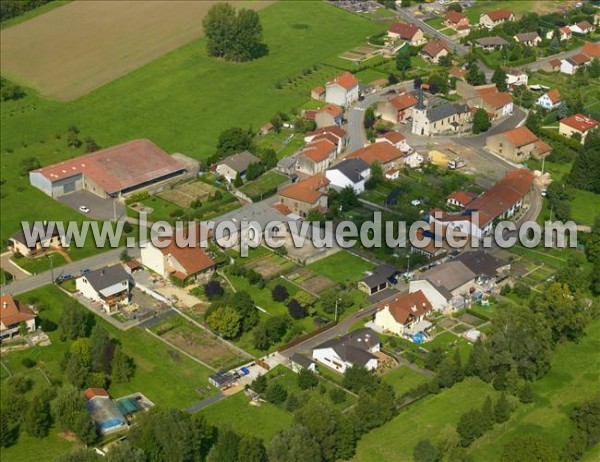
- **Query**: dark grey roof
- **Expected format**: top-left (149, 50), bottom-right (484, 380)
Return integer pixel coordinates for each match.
top-left (290, 353), bottom-right (316, 369)
top-left (454, 251), bottom-right (505, 278)
top-left (217, 151), bottom-right (260, 173)
top-left (329, 158), bottom-right (370, 183)
top-left (314, 328), bottom-right (380, 367)
top-left (84, 265), bottom-right (130, 292)
top-left (427, 103), bottom-right (470, 123)
top-left (277, 156), bottom-right (297, 169)
top-left (475, 37), bottom-right (509, 47)
top-left (515, 32), bottom-right (539, 42)
top-left (11, 222), bottom-right (64, 247)
top-left (362, 263), bottom-right (401, 288)
top-left (417, 261), bottom-right (476, 299)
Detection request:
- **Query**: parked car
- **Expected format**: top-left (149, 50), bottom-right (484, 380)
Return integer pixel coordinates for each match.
top-left (79, 206), bottom-right (90, 213)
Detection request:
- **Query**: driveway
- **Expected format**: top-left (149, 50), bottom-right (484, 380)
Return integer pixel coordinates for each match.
top-left (1, 252), bottom-right (31, 281)
top-left (58, 190), bottom-right (125, 221)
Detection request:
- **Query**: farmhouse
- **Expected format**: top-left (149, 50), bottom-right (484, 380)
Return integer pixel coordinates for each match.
top-left (560, 53), bottom-right (591, 75)
top-left (315, 104), bottom-right (344, 128)
top-left (277, 174), bottom-right (330, 218)
top-left (409, 261), bottom-right (476, 311)
top-left (411, 94), bottom-right (471, 136)
top-left (140, 230), bottom-right (215, 283)
top-left (547, 58), bottom-right (562, 72)
top-left (304, 126), bottom-right (347, 154)
top-left (358, 264), bottom-right (402, 296)
top-left (559, 113), bottom-right (598, 144)
top-left (30, 139), bottom-right (188, 198)
top-left (444, 11), bottom-right (470, 32)
top-left (76, 265), bottom-right (132, 314)
top-left (373, 290), bottom-right (433, 338)
top-left (216, 151), bottom-right (261, 183)
top-left (536, 89), bottom-right (561, 110)
top-left (346, 142), bottom-right (404, 170)
top-left (474, 36), bottom-right (509, 51)
top-left (387, 22), bottom-right (425, 46)
top-left (312, 328), bottom-right (380, 373)
top-left (325, 72), bottom-right (359, 107)
top-left (376, 92), bottom-right (419, 123)
top-left (479, 9), bottom-right (515, 29)
top-left (420, 40), bottom-right (449, 64)
top-left (429, 168), bottom-right (535, 237)
top-left (9, 221), bottom-right (67, 257)
top-left (0, 295), bottom-right (36, 340)
top-left (514, 32), bottom-right (541, 46)
top-left (486, 126), bottom-right (552, 162)
top-left (296, 138), bottom-right (338, 175)
top-left (326, 158), bottom-right (370, 194)
top-left (447, 191), bottom-right (478, 208)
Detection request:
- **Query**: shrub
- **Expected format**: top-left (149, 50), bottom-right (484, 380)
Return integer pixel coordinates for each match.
top-left (21, 358), bottom-right (36, 368)
top-left (203, 281), bottom-right (224, 300)
top-left (271, 284), bottom-right (289, 302)
top-left (265, 382), bottom-right (287, 405)
top-left (287, 299), bottom-right (307, 319)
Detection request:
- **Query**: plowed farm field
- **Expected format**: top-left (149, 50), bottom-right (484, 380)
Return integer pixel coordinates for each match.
top-left (0, 0), bottom-right (273, 100)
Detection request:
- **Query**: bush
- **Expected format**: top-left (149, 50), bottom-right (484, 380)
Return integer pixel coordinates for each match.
top-left (21, 358), bottom-right (36, 368)
top-left (271, 284), bottom-right (289, 302)
top-left (264, 382), bottom-right (287, 405)
top-left (287, 299), bottom-right (307, 319)
top-left (329, 387), bottom-right (347, 404)
top-left (203, 281), bottom-right (224, 300)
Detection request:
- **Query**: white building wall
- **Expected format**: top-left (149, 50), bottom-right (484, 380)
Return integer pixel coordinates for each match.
top-left (76, 277), bottom-right (103, 304)
top-left (409, 280), bottom-right (448, 311)
top-left (141, 245), bottom-right (167, 277)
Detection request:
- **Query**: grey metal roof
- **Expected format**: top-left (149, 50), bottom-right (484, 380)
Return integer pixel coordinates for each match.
top-left (83, 265), bottom-right (130, 292)
top-left (277, 156), bottom-right (297, 169)
top-left (314, 328), bottom-right (380, 367)
top-left (329, 158), bottom-right (370, 183)
top-left (217, 151), bottom-right (260, 173)
top-left (427, 103), bottom-right (470, 123)
top-left (475, 37), bottom-right (509, 47)
top-left (290, 353), bottom-right (316, 369)
top-left (454, 251), bottom-right (505, 278)
top-left (362, 263), bottom-right (401, 288)
top-left (211, 201), bottom-right (294, 232)
top-left (417, 261), bottom-right (476, 298)
top-left (515, 32), bottom-right (539, 42)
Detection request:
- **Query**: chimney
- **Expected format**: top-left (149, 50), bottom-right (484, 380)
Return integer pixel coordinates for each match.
top-left (100, 269), bottom-right (105, 276)
top-left (2, 302), bottom-right (7, 309)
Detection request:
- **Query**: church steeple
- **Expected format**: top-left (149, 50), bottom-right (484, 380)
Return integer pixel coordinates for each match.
top-left (415, 89), bottom-right (426, 110)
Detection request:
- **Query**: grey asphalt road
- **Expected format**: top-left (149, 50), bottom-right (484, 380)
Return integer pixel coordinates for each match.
top-left (58, 190), bottom-right (126, 221)
top-left (0, 246), bottom-right (140, 296)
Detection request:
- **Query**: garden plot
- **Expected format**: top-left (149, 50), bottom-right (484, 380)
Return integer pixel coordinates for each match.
top-left (151, 316), bottom-right (248, 370)
top-left (158, 181), bottom-right (218, 208)
top-left (287, 267), bottom-right (337, 295)
top-left (243, 253), bottom-right (296, 279)
top-left (456, 312), bottom-right (486, 327)
top-left (339, 44), bottom-right (380, 62)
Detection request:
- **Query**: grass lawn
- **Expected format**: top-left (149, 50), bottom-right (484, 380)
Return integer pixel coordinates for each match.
top-left (464, 1), bottom-right (563, 23)
top-left (352, 378), bottom-right (499, 462)
top-left (570, 190), bottom-right (600, 226)
top-left (468, 317), bottom-right (600, 459)
top-left (354, 68), bottom-right (389, 84)
top-left (424, 331), bottom-right (472, 365)
top-left (307, 251), bottom-right (374, 284)
top-left (200, 391), bottom-right (292, 442)
top-left (424, 17), bottom-right (445, 30)
top-left (1, 427), bottom-right (77, 462)
top-left (238, 171), bottom-right (288, 201)
top-left (382, 366), bottom-right (430, 396)
top-left (11, 251), bottom-right (68, 274)
top-left (0, 1), bottom-right (384, 243)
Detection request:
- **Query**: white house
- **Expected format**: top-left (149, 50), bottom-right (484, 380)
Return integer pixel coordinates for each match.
top-left (325, 72), bottom-right (359, 107)
top-left (560, 54), bottom-right (591, 75)
top-left (504, 69), bottom-right (528, 88)
top-left (375, 131), bottom-right (409, 152)
top-left (569, 21), bottom-right (593, 35)
top-left (312, 328), bottom-right (380, 373)
top-left (325, 158), bottom-right (370, 194)
top-left (76, 265), bottom-right (131, 314)
top-left (536, 89), bottom-right (561, 110)
top-left (215, 151), bottom-right (261, 182)
top-left (373, 290), bottom-right (433, 338)
top-left (289, 353), bottom-right (317, 373)
top-left (304, 126), bottom-right (347, 155)
top-left (0, 295), bottom-right (36, 340)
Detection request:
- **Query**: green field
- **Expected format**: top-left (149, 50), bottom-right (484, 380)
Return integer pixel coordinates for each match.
top-left (464, 0), bottom-right (564, 23)
top-left (382, 366), bottom-right (430, 396)
top-left (200, 391), bottom-right (292, 442)
top-left (0, 1), bottom-right (384, 244)
top-left (238, 171), bottom-right (288, 201)
top-left (570, 189), bottom-right (600, 226)
top-left (307, 251), bottom-right (374, 284)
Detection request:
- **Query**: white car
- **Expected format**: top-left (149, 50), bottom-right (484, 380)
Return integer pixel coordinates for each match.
top-left (79, 206), bottom-right (90, 213)
top-left (411, 199), bottom-right (421, 206)
top-left (540, 189), bottom-right (547, 197)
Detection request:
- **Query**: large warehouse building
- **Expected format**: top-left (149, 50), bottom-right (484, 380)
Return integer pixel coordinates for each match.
top-left (29, 139), bottom-right (191, 198)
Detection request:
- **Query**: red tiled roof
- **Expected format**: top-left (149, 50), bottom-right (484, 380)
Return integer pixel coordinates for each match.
top-left (449, 66), bottom-right (466, 78)
top-left (421, 40), bottom-right (448, 58)
top-left (389, 93), bottom-right (418, 111)
top-left (501, 126), bottom-right (539, 147)
top-left (279, 174), bottom-right (329, 204)
top-left (347, 142), bottom-right (404, 165)
top-left (560, 26), bottom-right (572, 35)
top-left (306, 126), bottom-right (347, 140)
top-left (448, 191), bottom-right (477, 206)
top-left (388, 22), bottom-right (422, 40)
top-left (271, 202), bottom-right (292, 216)
top-left (379, 131), bottom-right (406, 144)
top-left (485, 9), bottom-right (514, 22)
top-left (378, 290), bottom-right (432, 325)
top-left (577, 20), bottom-right (592, 30)
top-left (155, 227), bottom-right (215, 276)
top-left (0, 295), bottom-right (35, 328)
top-left (582, 41), bottom-right (600, 58)
top-left (319, 104), bottom-right (343, 118)
top-left (476, 86), bottom-right (513, 110)
top-left (560, 113), bottom-right (598, 133)
top-left (32, 140), bottom-right (183, 195)
top-left (546, 89), bottom-right (561, 104)
top-left (312, 86), bottom-right (325, 95)
top-left (549, 58), bottom-right (561, 68)
top-left (445, 10), bottom-right (468, 26)
top-left (327, 72), bottom-right (359, 91)
top-left (301, 138), bottom-right (337, 162)
top-left (569, 53), bottom-right (591, 65)
top-left (84, 388), bottom-right (109, 400)
top-left (534, 140), bottom-right (552, 156)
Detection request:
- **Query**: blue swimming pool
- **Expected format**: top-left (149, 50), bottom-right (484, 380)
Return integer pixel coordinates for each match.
top-left (412, 332), bottom-right (426, 344)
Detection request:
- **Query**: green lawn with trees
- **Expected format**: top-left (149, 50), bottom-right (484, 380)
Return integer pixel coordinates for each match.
top-left (307, 251), bottom-right (374, 285)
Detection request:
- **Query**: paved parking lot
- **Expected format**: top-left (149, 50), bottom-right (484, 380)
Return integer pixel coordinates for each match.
top-left (58, 190), bottom-right (125, 220)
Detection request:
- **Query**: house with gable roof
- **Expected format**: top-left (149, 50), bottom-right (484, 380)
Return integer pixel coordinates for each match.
top-left (486, 126), bottom-right (552, 163)
top-left (420, 40), bottom-right (449, 64)
top-left (559, 113), bottom-right (598, 144)
top-left (0, 295), bottom-right (36, 340)
top-left (444, 10), bottom-right (470, 33)
top-left (326, 158), bottom-right (370, 194)
top-left (536, 89), bottom-right (561, 110)
top-left (373, 290), bottom-right (433, 337)
top-left (312, 328), bottom-right (380, 373)
top-left (76, 265), bottom-right (132, 313)
top-left (376, 91), bottom-right (419, 124)
top-left (277, 174), bottom-right (330, 218)
top-left (479, 9), bottom-right (515, 29)
top-left (295, 138), bottom-right (338, 175)
top-left (315, 104), bottom-right (344, 128)
top-left (560, 53), bottom-right (591, 75)
top-left (325, 72), bottom-right (359, 107)
top-left (387, 22), bottom-right (425, 46)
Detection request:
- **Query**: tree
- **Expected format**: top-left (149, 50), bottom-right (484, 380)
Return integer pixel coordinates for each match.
top-left (64, 351), bottom-right (90, 388)
top-left (59, 301), bottom-right (91, 341)
top-left (267, 425), bottom-right (321, 462)
top-left (491, 67), bottom-right (508, 92)
top-left (494, 392), bottom-right (512, 423)
top-left (570, 397), bottom-right (600, 449)
top-left (501, 435), bottom-right (559, 462)
top-left (472, 108), bottom-right (491, 134)
top-left (207, 427), bottom-right (240, 462)
top-left (84, 137), bottom-right (101, 153)
top-left (456, 409), bottom-right (484, 447)
top-left (111, 345), bottom-right (135, 383)
top-left (388, 73), bottom-right (399, 85)
top-left (74, 411), bottom-right (98, 445)
top-left (287, 299), bottom-right (307, 319)
top-left (89, 325), bottom-right (111, 373)
top-left (246, 162), bottom-right (263, 181)
top-left (466, 62), bottom-right (486, 86)
top-left (67, 126), bottom-right (81, 149)
top-left (207, 306), bottom-right (241, 339)
top-left (233, 172), bottom-right (243, 187)
top-left (396, 50), bottom-right (411, 73)
top-left (265, 382), bottom-right (287, 405)
top-left (335, 416), bottom-right (358, 460)
top-left (568, 130), bottom-right (600, 193)
top-left (557, 101), bottom-right (569, 119)
top-left (272, 284), bottom-right (289, 302)
top-left (588, 58), bottom-right (600, 79)
top-left (438, 54), bottom-right (452, 67)
top-left (204, 281), bottom-right (224, 300)
top-left (19, 321), bottom-right (28, 337)
top-left (230, 290), bottom-right (259, 331)
top-left (24, 390), bottom-right (52, 438)
top-left (202, 3), bottom-right (236, 59)
top-left (285, 393), bottom-right (300, 412)
top-left (0, 413), bottom-right (14, 448)
top-left (229, 8), bottom-right (263, 62)
top-left (525, 110), bottom-right (541, 135)
top-left (413, 439), bottom-right (441, 462)
top-left (480, 396), bottom-right (495, 432)
top-left (343, 366), bottom-right (381, 393)
top-left (216, 127), bottom-right (254, 157)
top-left (518, 382), bottom-right (534, 404)
top-left (238, 435), bottom-right (267, 462)
top-left (374, 382), bottom-right (396, 423)
top-left (352, 391), bottom-right (384, 435)
top-left (261, 148), bottom-right (278, 169)
top-left (52, 385), bottom-right (87, 433)
top-left (294, 396), bottom-right (339, 460)
top-left (297, 368), bottom-right (318, 390)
